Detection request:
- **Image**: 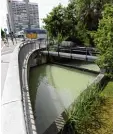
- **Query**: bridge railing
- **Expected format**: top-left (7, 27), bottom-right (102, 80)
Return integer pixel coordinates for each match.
top-left (19, 40), bottom-right (46, 134)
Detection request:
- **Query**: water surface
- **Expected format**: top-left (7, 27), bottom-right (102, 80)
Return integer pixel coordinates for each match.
top-left (29, 64), bottom-right (97, 134)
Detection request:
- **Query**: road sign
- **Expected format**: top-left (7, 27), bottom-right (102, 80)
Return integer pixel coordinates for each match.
top-left (4, 28), bottom-right (7, 32)
top-left (26, 33), bottom-right (38, 39)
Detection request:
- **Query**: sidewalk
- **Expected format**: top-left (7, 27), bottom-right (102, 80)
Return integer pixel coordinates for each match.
top-left (1, 39), bottom-right (22, 96)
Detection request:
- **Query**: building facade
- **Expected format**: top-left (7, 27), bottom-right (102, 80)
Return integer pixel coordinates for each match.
top-left (7, 0), bottom-right (39, 33)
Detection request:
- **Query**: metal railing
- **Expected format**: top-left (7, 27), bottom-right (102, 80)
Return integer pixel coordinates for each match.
top-left (18, 39), bottom-right (46, 134)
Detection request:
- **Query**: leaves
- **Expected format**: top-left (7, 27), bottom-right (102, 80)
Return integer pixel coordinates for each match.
top-left (43, 0), bottom-right (113, 46)
top-left (1, 29), bottom-right (5, 39)
top-left (43, 4), bottom-right (70, 41)
top-left (92, 4), bottom-right (113, 78)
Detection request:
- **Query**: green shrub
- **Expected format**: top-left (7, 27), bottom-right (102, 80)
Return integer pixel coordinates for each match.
top-left (62, 85), bottom-right (107, 134)
top-left (92, 4), bottom-right (113, 78)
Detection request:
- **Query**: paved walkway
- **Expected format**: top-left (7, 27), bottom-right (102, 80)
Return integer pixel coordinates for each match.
top-left (1, 38), bottom-right (22, 96)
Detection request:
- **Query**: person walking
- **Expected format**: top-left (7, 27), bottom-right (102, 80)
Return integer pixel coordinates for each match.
top-left (14, 34), bottom-right (17, 44)
top-left (4, 39), bottom-right (7, 46)
top-left (10, 32), bottom-right (14, 45)
top-left (6, 34), bottom-right (9, 47)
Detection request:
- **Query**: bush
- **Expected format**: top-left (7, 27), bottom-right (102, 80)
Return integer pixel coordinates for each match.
top-left (92, 4), bottom-right (113, 78)
top-left (1, 29), bottom-right (5, 40)
top-left (61, 85), bottom-right (107, 134)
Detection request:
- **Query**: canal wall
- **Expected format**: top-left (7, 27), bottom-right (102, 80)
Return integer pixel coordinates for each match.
top-left (23, 50), bottom-right (105, 134)
top-left (27, 54), bottom-right (104, 134)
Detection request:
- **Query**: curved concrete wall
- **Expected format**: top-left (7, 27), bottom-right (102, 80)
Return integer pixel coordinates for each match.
top-left (2, 40), bottom-right (46, 134)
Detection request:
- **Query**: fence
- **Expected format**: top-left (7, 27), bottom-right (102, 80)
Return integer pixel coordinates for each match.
top-left (18, 40), bottom-right (47, 134)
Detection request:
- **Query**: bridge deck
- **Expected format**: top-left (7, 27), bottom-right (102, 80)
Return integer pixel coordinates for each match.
top-left (41, 51), bottom-right (97, 62)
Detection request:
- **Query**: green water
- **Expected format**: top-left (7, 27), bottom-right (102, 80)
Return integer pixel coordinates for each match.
top-left (29, 64), bottom-right (97, 134)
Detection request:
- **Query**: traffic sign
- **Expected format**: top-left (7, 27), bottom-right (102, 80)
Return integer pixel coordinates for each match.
top-left (4, 28), bottom-right (7, 32)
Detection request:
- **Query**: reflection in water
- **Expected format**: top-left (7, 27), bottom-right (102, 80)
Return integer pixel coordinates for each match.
top-left (29, 64), bottom-right (97, 134)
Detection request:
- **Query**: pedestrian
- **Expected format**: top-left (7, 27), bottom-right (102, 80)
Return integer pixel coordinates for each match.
top-left (6, 34), bottom-right (9, 46)
top-left (14, 34), bottom-right (17, 44)
top-left (10, 32), bottom-right (14, 45)
top-left (4, 39), bottom-right (8, 47)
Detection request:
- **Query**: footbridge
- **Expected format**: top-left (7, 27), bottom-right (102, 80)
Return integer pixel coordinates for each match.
top-left (41, 51), bottom-right (97, 62)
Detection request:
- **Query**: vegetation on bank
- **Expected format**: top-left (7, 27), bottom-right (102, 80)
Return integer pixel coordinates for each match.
top-left (101, 81), bottom-right (113, 98)
top-left (59, 82), bottom-right (113, 134)
top-left (1, 29), bottom-right (5, 40)
top-left (100, 81), bottom-right (113, 134)
top-left (92, 4), bottom-right (113, 78)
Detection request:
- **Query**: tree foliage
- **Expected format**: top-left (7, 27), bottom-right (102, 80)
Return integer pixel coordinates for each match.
top-left (43, 4), bottom-right (69, 42)
top-left (69, 0), bottom-right (113, 45)
top-left (92, 4), bottom-right (113, 78)
top-left (43, 0), bottom-right (113, 46)
top-left (1, 29), bottom-right (5, 39)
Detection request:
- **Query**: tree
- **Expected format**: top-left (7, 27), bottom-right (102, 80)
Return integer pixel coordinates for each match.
top-left (69, 0), bottom-right (113, 46)
top-left (92, 4), bottom-right (113, 78)
top-left (1, 29), bottom-right (5, 40)
top-left (65, 3), bottom-right (77, 37)
top-left (70, 0), bottom-right (113, 30)
top-left (43, 4), bottom-right (70, 42)
top-left (43, 0), bottom-right (113, 46)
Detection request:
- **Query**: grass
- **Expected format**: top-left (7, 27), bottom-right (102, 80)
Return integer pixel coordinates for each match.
top-left (101, 81), bottom-right (113, 97)
top-left (99, 81), bottom-right (113, 134)
top-left (60, 82), bottom-right (113, 134)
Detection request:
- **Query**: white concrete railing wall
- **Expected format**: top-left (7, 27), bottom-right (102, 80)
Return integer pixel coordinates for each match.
top-left (2, 40), bottom-right (46, 134)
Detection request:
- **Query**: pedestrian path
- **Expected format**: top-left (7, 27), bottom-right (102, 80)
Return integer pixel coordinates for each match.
top-left (1, 53), bottom-right (11, 96)
top-left (1, 39), bottom-right (20, 55)
top-left (1, 39), bottom-right (22, 96)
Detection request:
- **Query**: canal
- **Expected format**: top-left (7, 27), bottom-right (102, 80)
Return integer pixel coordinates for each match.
top-left (29, 64), bottom-right (97, 134)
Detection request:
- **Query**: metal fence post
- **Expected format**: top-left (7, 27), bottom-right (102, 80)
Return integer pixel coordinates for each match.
top-left (47, 43), bottom-right (49, 57)
top-left (86, 47), bottom-right (87, 61)
top-left (70, 43), bottom-right (72, 59)
top-left (58, 44), bottom-right (59, 57)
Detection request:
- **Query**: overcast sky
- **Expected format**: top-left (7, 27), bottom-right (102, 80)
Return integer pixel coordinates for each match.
top-left (1, 0), bottom-right (69, 29)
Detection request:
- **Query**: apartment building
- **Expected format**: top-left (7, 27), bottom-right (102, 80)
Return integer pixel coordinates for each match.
top-left (7, 0), bottom-right (39, 33)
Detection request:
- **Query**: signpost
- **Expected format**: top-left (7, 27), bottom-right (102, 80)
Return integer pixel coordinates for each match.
top-left (26, 33), bottom-right (37, 39)
top-left (4, 28), bottom-right (7, 32)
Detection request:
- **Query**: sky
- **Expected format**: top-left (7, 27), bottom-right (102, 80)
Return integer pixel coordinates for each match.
top-left (0, 0), bottom-right (69, 30)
